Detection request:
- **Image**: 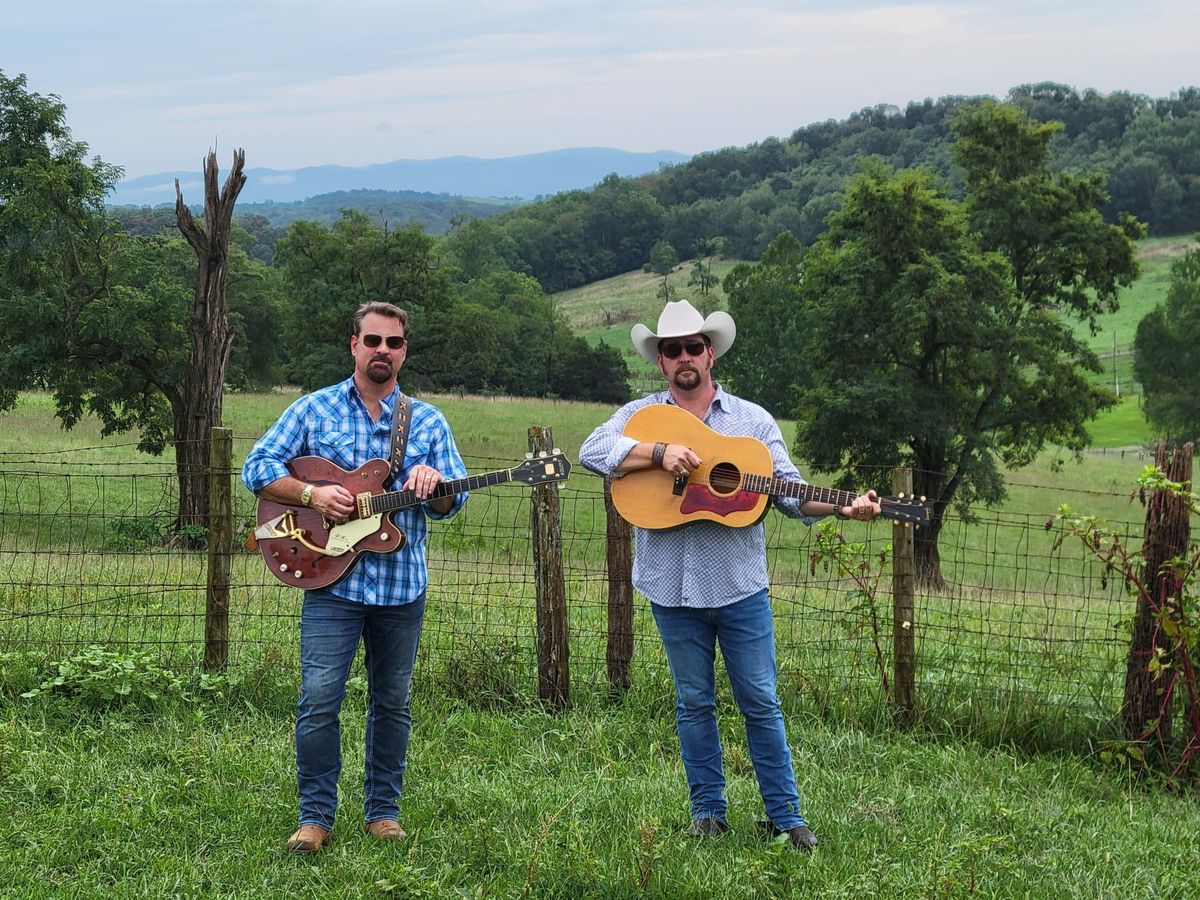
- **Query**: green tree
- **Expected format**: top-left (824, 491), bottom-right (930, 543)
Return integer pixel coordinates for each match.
top-left (0, 73), bottom-right (263, 534)
top-left (1133, 239), bottom-right (1200, 440)
top-left (792, 107), bottom-right (1139, 584)
top-left (687, 236), bottom-right (724, 300)
top-left (648, 239), bottom-right (678, 276)
top-left (721, 231), bottom-right (807, 415)
top-left (273, 210), bottom-right (450, 391)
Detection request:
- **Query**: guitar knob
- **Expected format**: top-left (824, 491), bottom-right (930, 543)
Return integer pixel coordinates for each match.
top-left (279, 563), bottom-right (289, 572)
top-left (293, 571), bottom-right (303, 579)
top-left (380, 532), bottom-right (390, 541)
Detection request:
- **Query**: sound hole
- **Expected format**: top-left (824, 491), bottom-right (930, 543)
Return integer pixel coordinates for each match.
top-left (709, 462), bottom-right (742, 495)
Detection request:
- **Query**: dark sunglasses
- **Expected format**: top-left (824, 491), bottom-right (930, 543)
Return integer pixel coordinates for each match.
top-left (361, 333), bottom-right (407, 350)
top-left (659, 338), bottom-right (709, 359)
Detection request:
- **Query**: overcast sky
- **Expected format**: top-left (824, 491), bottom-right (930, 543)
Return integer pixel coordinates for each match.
top-left (4, 0), bottom-right (1196, 179)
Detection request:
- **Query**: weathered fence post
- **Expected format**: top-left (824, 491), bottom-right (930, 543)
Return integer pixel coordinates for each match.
top-left (891, 466), bottom-right (916, 722)
top-left (603, 480), bottom-right (634, 695)
top-left (204, 427), bottom-right (233, 671)
top-left (528, 425), bottom-right (569, 710)
top-left (1125, 440), bottom-right (1193, 742)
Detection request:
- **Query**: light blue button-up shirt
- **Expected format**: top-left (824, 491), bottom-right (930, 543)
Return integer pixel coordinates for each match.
top-left (579, 384), bottom-right (816, 608)
top-left (241, 377), bottom-right (468, 605)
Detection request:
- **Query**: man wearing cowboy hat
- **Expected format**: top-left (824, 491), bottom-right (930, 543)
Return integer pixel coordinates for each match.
top-left (580, 299), bottom-right (881, 852)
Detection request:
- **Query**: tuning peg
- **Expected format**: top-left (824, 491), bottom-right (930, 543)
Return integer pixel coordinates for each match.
top-left (552, 447), bottom-right (561, 453)
top-left (525, 452), bottom-right (533, 460)
top-left (920, 495), bottom-right (926, 502)
top-left (898, 491), bottom-right (906, 499)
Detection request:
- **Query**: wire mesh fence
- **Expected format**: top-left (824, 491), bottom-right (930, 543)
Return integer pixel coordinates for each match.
top-left (0, 435), bottom-right (1179, 747)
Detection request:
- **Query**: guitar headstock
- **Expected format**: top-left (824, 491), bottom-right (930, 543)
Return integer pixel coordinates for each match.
top-left (881, 493), bottom-right (934, 528)
top-left (512, 450), bottom-right (572, 485)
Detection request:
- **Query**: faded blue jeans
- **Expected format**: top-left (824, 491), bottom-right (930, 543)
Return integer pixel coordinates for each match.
top-left (650, 589), bottom-right (806, 830)
top-left (296, 589), bottom-right (425, 830)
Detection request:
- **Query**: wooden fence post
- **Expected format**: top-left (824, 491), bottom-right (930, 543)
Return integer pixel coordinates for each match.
top-left (603, 480), bottom-right (634, 695)
top-left (891, 466), bottom-right (916, 721)
top-left (528, 426), bottom-right (569, 710)
top-left (204, 427), bottom-right (233, 671)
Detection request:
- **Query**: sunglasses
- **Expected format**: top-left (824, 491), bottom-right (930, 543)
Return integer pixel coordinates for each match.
top-left (659, 338), bottom-right (709, 359)
top-left (361, 333), bottom-right (407, 350)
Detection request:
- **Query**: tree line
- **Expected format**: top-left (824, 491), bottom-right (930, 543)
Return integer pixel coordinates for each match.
top-left (447, 83), bottom-right (1198, 294)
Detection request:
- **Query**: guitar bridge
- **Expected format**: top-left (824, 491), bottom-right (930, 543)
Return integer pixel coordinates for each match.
top-left (356, 492), bottom-right (374, 519)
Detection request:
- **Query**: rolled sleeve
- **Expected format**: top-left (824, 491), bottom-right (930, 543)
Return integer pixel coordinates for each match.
top-left (241, 396), bottom-right (312, 494)
top-left (579, 394), bottom-right (665, 477)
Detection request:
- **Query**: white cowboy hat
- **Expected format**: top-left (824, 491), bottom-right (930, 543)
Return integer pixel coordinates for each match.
top-left (631, 299), bottom-right (736, 364)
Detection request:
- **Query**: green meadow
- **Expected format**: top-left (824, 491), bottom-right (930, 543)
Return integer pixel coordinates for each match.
top-left (0, 240), bottom-right (1194, 897)
top-left (3, 383), bottom-right (1197, 898)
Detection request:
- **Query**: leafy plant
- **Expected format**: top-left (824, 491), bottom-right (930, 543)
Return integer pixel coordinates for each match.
top-left (21, 645), bottom-right (189, 707)
top-left (1053, 465), bottom-right (1200, 777)
top-left (810, 520), bottom-right (893, 703)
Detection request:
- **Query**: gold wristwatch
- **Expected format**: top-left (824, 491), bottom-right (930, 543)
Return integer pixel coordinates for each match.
top-left (299, 484), bottom-right (314, 507)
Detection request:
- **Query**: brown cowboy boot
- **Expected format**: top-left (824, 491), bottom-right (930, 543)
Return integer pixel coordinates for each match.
top-left (284, 824), bottom-right (331, 853)
top-left (363, 819), bottom-right (406, 841)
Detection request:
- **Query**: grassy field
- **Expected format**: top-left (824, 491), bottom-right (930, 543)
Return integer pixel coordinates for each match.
top-left (551, 236), bottom-right (1197, 447)
top-left (2, 368), bottom-right (1198, 895)
top-left (4, 685), bottom-right (1199, 899)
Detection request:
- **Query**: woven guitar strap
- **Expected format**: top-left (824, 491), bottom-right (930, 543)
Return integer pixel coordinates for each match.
top-left (388, 392), bottom-right (414, 485)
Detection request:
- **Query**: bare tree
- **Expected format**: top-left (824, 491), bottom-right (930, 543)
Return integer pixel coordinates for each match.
top-left (172, 150), bottom-right (247, 535)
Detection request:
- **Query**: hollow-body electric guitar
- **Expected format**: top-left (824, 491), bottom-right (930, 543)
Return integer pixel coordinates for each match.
top-left (254, 451), bottom-right (570, 588)
top-left (609, 404), bottom-right (931, 530)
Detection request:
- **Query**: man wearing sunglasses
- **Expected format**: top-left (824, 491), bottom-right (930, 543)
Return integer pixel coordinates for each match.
top-left (580, 299), bottom-right (881, 853)
top-left (242, 301), bottom-right (468, 853)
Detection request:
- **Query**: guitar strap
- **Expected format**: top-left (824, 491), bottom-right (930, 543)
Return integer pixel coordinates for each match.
top-left (388, 392), bottom-right (413, 486)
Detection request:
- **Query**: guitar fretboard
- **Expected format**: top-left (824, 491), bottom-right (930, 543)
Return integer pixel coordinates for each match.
top-left (741, 474), bottom-right (857, 509)
top-left (370, 469), bottom-right (514, 514)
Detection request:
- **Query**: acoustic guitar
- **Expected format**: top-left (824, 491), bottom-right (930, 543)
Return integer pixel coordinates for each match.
top-left (253, 451), bottom-right (570, 588)
top-left (609, 404), bottom-right (931, 530)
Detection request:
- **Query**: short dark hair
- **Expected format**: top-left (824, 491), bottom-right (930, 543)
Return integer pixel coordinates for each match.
top-left (352, 302), bottom-right (409, 336)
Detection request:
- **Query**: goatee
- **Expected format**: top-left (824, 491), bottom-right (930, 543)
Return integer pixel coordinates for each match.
top-left (673, 368), bottom-right (701, 391)
top-left (367, 361), bottom-right (393, 384)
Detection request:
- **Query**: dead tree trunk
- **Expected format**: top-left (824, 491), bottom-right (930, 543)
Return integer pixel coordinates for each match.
top-left (172, 150), bottom-right (246, 537)
top-left (1124, 440), bottom-right (1193, 747)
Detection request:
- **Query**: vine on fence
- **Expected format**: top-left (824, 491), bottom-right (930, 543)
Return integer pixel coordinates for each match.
top-left (810, 521), bottom-right (893, 704)
top-left (1053, 465), bottom-right (1199, 779)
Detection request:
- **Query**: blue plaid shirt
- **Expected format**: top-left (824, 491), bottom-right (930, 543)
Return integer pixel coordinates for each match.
top-left (579, 384), bottom-right (816, 609)
top-left (241, 377), bottom-right (468, 605)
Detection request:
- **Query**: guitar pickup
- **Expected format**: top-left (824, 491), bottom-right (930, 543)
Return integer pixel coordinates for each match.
top-left (672, 472), bottom-right (689, 496)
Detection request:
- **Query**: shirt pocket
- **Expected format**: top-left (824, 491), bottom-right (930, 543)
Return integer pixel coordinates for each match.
top-left (403, 434), bottom-right (434, 471)
top-left (313, 428), bottom-right (358, 470)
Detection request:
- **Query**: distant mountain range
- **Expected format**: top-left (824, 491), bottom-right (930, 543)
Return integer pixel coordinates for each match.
top-left (109, 147), bottom-right (691, 206)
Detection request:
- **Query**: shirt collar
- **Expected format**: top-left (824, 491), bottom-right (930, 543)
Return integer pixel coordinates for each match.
top-left (343, 375), bottom-right (400, 416)
top-left (664, 381), bottom-right (727, 413)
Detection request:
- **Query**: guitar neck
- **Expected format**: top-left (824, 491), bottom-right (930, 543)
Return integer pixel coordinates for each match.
top-left (741, 473), bottom-right (857, 509)
top-left (370, 469), bottom-right (513, 514)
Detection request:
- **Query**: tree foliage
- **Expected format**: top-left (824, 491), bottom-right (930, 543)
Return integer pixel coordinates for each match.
top-left (463, 85), bottom-right (1197, 295)
top-left (721, 231), bottom-right (807, 415)
top-left (1133, 239), bottom-right (1200, 441)
top-left (273, 214), bottom-right (628, 403)
top-left (781, 103), bottom-right (1140, 583)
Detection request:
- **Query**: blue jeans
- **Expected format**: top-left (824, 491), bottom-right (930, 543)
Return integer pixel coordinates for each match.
top-left (651, 589), bottom-right (806, 830)
top-left (296, 589), bottom-right (425, 829)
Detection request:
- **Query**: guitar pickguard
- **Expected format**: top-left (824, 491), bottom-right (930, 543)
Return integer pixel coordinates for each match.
top-left (680, 485), bottom-right (760, 519)
top-left (324, 514), bottom-right (384, 556)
